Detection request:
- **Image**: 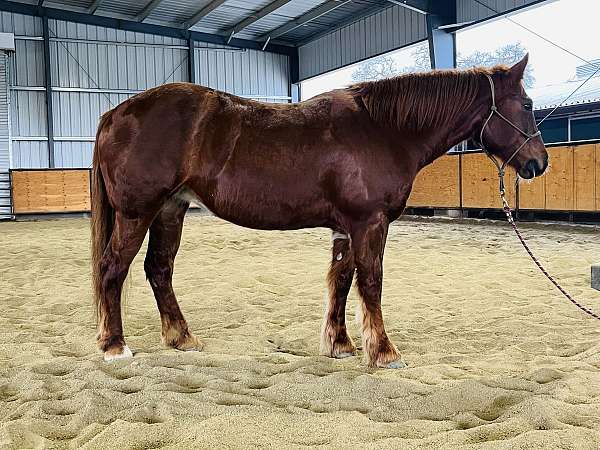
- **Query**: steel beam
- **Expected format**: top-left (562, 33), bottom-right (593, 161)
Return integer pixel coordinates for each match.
top-left (188, 37), bottom-right (196, 84)
top-left (260, 0), bottom-right (351, 42)
top-left (0, 0), bottom-right (296, 56)
top-left (226, 0), bottom-right (293, 43)
top-left (183, 0), bottom-right (228, 30)
top-left (136, 0), bottom-right (164, 22)
top-left (289, 46), bottom-right (299, 84)
top-left (42, 16), bottom-right (54, 168)
top-left (386, 0), bottom-right (428, 15)
top-left (426, 0), bottom-right (456, 69)
top-left (88, 0), bottom-right (103, 15)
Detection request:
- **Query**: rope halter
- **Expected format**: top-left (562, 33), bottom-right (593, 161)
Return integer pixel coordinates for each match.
top-left (478, 74), bottom-right (541, 194)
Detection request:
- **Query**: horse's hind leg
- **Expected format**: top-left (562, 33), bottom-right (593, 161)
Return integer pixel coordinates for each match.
top-left (144, 199), bottom-right (202, 352)
top-left (97, 213), bottom-right (150, 361)
top-left (320, 231), bottom-right (357, 358)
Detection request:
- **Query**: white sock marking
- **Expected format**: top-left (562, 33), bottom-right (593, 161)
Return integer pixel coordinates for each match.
top-left (104, 345), bottom-right (133, 362)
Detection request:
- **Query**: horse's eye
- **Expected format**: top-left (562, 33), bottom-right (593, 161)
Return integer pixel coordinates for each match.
top-left (523, 102), bottom-right (533, 111)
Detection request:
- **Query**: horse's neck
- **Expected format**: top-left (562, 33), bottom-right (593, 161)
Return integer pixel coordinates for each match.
top-left (416, 97), bottom-right (487, 166)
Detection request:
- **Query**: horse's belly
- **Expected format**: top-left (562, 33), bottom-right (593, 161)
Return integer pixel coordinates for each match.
top-left (182, 180), bottom-right (332, 231)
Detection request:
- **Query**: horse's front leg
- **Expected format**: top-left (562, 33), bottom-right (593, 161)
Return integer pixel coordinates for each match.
top-left (352, 214), bottom-right (405, 368)
top-left (320, 231), bottom-right (357, 358)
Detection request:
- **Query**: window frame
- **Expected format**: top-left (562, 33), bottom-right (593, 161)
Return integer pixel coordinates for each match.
top-left (568, 113), bottom-right (600, 143)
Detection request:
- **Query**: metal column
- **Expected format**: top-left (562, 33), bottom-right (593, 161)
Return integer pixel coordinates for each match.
top-left (188, 36), bottom-right (196, 84)
top-left (426, 1), bottom-right (457, 70)
top-left (289, 47), bottom-right (299, 102)
top-left (42, 16), bottom-right (55, 168)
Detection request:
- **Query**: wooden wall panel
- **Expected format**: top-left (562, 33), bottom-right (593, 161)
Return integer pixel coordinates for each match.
top-left (573, 144), bottom-right (596, 211)
top-left (461, 153), bottom-right (516, 209)
top-left (407, 155), bottom-right (460, 208)
top-left (518, 175), bottom-right (545, 209)
top-left (597, 145), bottom-right (600, 211)
top-left (11, 170), bottom-right (91, 214)
top-left (545, 146), bottom-right (574, 211)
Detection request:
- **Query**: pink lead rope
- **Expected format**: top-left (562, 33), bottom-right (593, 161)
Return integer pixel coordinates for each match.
top-left (499, 185), bottom-right (600, 321)
top-left (479, 74), bottom-right (600, 320)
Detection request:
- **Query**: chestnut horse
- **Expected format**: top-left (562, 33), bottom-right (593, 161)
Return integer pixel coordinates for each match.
top-left (91, 55), bottom-right (547, 367)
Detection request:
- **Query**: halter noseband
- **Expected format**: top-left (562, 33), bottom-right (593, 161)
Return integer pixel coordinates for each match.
top-left (478, 74), bottom-right (541, 193)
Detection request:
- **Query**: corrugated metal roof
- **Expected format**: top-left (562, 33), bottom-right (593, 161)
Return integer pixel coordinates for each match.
top-left (531, 76), bottom-right (600, 110)
top-left (97, 0), bottom-right (149, 18)
top-left (20, 0), bottom-right (390, 46)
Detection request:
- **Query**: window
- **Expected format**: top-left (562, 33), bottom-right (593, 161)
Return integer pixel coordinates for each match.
top-left (570, 116), bottom-right (600, 141)
top-left (539, 117), bottom-right (568, 143)
top-left (300, 41), bottom-right (430, 100)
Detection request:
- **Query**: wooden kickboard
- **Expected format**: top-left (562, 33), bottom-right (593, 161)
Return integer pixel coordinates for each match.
top-left (11, 170), bottom-right (91, 214)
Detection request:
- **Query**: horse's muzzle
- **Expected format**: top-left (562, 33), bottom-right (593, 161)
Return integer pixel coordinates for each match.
top-left (519, 154), bottom-right (548, 179)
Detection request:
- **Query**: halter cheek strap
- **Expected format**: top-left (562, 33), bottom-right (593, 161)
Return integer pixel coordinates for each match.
top-left (479, 74), bottom-right (541, 193)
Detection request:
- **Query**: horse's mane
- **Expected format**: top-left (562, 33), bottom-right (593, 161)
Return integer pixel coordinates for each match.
top-left (351, 65), bottom-right (511, 132)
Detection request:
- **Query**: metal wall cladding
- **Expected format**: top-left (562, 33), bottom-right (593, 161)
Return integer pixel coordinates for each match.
top-left (0, 11), bottom-right (42, 36)
top-left (48, 20), bottom-right (190, 90)
top-left (7, 16), bottom-right (192, 169)
top-left (0, 53), bottom-right (9, 172)
top-left (10, 141), bottom-right (48, 169)
top-left (4, 12), bottom-right (291, 169)
top-left (456, 0), bottom-right (543, 23)
top-left (195, 43), bottom-right (290, 102)
top-left (2, 13), bottom-right (46, 169)
top-left (52, 92), bottom-right (131, 140)
top-left (298, 4), bottom-right (427, 81)
top-left (12, 39), bottom-right (45, 86)
top-left (11, 89), bottom-right (47, 137)
top-left (54, 141), bottom-right (94, 168)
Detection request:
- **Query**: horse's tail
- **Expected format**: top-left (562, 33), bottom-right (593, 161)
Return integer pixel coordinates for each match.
top-left (91, 110), bottom-right (115, 322)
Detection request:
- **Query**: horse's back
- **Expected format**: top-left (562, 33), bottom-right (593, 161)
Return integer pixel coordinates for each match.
top-left (94, 82), bottom-right (379, 229)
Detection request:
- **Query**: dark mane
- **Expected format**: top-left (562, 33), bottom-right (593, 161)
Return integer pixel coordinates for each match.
top-left (351, 65), bottom-right (511, 132)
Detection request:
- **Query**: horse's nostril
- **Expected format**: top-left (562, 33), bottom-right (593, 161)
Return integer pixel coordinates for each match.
top-left (526, 159), bottom-right (538, 175)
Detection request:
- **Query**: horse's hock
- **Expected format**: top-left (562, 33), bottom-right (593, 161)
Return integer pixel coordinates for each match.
top-left (593, 265), bottom-right (600, 291)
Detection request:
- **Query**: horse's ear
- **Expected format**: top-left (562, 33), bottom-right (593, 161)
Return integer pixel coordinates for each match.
top-left (509, 54), bottom-right (529, 82)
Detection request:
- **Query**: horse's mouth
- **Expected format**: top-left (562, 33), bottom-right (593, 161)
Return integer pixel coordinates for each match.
top-left (519, 166), bottom-right (536, 179)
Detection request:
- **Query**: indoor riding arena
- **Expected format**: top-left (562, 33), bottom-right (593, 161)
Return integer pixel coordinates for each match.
top-left (1, 1), bottom-right (600, 449)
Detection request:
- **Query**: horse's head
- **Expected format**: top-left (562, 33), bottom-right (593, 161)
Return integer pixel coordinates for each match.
top-left (476, 55), bottom-right (548, 179)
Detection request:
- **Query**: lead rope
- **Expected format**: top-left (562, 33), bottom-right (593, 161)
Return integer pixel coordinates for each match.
top-left (497, 178), bottom-right (600, 320)
top-left (479, 75), bottom-right (600, 321)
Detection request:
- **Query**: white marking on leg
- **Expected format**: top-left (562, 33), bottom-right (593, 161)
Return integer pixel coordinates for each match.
top-left (357, 298), bottom-right (380, 364)
top-left (355, 301), bottom-right (362, 326)
top-left (320, 293), bottom-right (333, 356)
top-left (385, 360), bottom-right (407, 369)
top-left (104, 345), bottom-right (133, 362)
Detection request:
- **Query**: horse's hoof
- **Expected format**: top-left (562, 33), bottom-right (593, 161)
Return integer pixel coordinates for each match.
top-left (173, 334), bottom-right (204, 352)
top-left (104, 345), bottom-right (133, 362)
top-left (335, 352), bottom-right (355, 359)
top-left (382, 359), bottom-right (407, 369)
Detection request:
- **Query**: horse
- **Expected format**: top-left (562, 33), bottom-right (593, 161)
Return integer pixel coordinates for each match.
top-left (91, 54), bottom-right (548, 368)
